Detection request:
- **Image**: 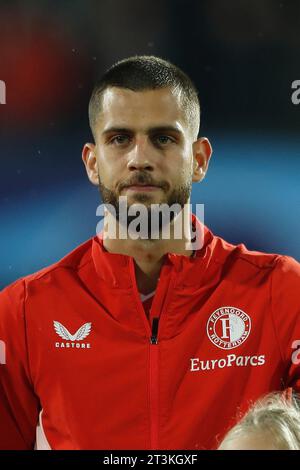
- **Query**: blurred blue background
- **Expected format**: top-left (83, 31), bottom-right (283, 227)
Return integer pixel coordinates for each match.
top-left (0, 0), bottom-right (299, 289)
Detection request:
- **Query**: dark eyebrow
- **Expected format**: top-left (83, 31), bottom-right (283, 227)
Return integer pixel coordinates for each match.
top-left (102, 127), bottom-right (132, 136)
top-left (148, 126), bottom-right (183, 136)
top-left (101, 125), bottom-right (184, 137)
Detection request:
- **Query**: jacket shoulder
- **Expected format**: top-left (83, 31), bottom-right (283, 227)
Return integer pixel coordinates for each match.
top-left (1, 238), bottom-right (94, 294)
top-left (211, 233), bottom-right (298, 272)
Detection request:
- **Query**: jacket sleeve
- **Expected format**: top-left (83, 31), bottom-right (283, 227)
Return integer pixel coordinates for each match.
top-left (0, 279), bottom-right (39, 449)
top-left (271, 255), bottom-right (300, 392)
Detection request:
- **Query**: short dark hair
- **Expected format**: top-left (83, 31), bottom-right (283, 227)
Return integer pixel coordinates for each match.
top-left (88, 55), bottom-right (200, 140)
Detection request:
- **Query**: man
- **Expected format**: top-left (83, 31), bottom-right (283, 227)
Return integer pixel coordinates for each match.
top-left (0, 56), bottom-right (299, 450)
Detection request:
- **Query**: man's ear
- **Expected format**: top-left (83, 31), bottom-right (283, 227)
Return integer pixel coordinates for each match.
top-left (82, 143), bottom-right (99, 186)
top-left (192, 137), bottom-right (213, 182)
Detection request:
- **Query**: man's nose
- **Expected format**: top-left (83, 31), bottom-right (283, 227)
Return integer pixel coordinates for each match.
top-left (127, 138), bottom-right (154, 171)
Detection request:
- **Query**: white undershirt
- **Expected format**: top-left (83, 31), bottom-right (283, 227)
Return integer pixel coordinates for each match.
top-left (140, 291), bottom-right (155, 302)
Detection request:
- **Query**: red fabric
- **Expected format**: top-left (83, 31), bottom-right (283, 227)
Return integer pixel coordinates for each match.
top-left (0, 215), bottom-right (300, 450)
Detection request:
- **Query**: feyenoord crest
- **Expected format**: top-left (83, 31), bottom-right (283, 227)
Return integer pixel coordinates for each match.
top-left (207, 306), bottom-right (251, 350)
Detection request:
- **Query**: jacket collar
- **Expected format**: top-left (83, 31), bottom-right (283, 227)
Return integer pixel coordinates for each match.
top-left (91, 213), bottom-right (214, 288)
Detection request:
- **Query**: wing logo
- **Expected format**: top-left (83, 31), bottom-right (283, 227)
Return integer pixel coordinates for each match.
top-left (53, 321), bottom-right (92, 349)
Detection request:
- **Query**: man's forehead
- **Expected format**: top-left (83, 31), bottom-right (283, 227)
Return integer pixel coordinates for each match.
top-left (99, 86), bottom-right (187, 125)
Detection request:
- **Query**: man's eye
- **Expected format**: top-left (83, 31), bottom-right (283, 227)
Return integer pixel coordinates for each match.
top-left (155, 135), bottom-right (174, 145)
top-left (110, 135), bottom-right (130, 145)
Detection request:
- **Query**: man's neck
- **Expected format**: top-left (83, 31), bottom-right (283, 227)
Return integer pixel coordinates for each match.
top-left (102, 209), bottom-right (194, 295)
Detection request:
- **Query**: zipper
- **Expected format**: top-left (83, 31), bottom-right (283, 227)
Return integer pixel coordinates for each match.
top-left (150, 317), bottom-right (159, 344)
top-left (128, 257), bottom-right (176, 450)
top-left (149, 317), bottom-right (159, 450)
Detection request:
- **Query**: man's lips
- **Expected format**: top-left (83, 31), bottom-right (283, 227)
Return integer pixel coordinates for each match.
top-left (122, 185), bottom-right (162, 192)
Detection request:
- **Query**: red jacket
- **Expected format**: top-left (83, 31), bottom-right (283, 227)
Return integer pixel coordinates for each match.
top-left (0, 216), bottom-right (300, 450)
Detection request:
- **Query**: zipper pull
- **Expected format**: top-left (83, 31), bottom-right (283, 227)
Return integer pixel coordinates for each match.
top-left (150, 317), bottom-right (159, 344)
